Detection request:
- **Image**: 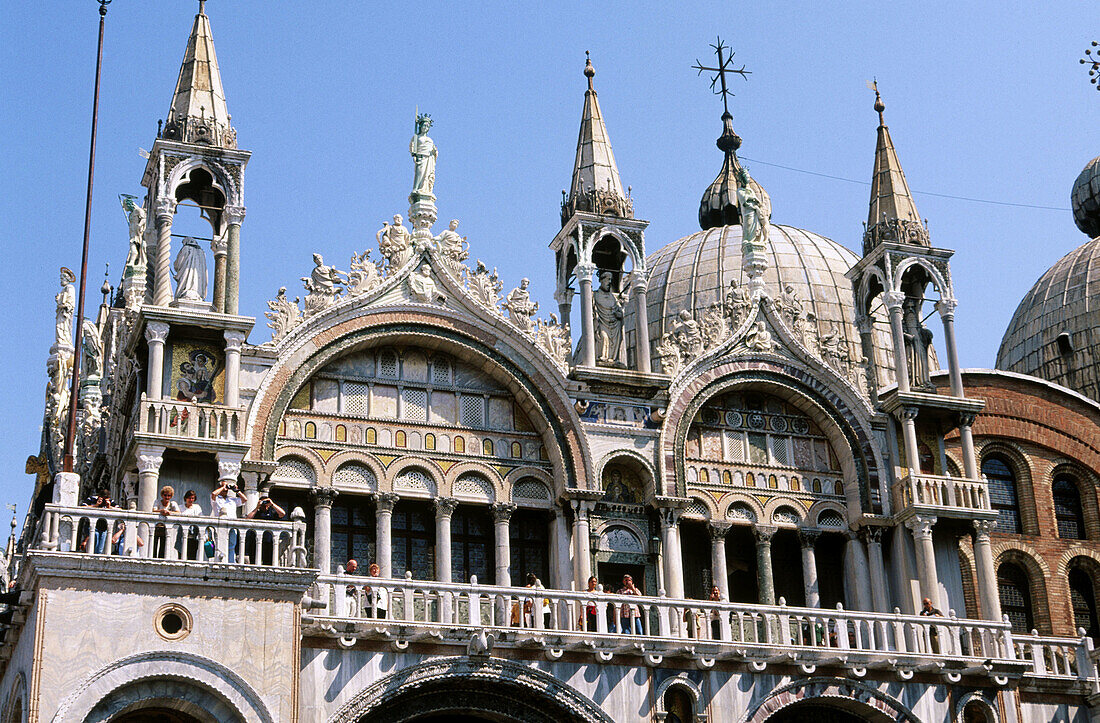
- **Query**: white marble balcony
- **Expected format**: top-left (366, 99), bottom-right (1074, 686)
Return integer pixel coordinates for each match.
top-left (136, 396), bottom-right (245, 444)
top-left (302, 574), bottom-right (1095, 686)
top-left (893, 473), bottom-right (994, 520)
top-left (34, 503), bottom-right (308, 567)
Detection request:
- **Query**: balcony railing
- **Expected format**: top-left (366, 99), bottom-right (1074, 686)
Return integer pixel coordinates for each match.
top-left (34, 504), bottom-right (308, 568)
top-left (893, 473), bottom-right (990, 514)
top-left (137, 396), bottom-right (244, 443)
top-left (301, 575), bottom-right (1093, 683)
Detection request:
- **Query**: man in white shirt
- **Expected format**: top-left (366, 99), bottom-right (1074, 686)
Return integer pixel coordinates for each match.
top-left (211, 483), bottom-right (246, 562)
top-left (179, 489), bottom-right (202, 559)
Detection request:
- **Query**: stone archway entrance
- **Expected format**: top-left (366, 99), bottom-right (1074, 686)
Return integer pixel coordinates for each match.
top-left (113, 709), bottom-right (205, 723)
top-left (766, 699), bottom-right (884, 722)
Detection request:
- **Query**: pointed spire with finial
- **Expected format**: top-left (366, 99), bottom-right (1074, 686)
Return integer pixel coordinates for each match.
top-left (561, 51), bottom-right (632, 226)
top-left (161, 0), bottom-right (237, 148)
top-left (863, 81), bottom-right (927, 253)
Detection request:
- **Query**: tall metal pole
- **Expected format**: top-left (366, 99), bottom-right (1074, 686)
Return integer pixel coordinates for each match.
top-left (63, 0), bottom-right (111, 473)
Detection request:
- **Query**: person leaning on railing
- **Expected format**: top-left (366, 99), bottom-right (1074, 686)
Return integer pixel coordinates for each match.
top-left (151, 485), bottom-right (179, 558)
top-left (920, 597), bottom-right (945, 654)
top-left (363, 562), bottom-right (388, 619)
top-left (247, 494), bottom-right (286, 565)
top-left (79, 486), bottom-right (117, 554)
top-left (178, 490), bottom-right (203, 560)
top-left (579, 576), bottom-right (599, 632)
top-left (617, 575), bottom-right (644, 635)
top-left (707, 585), bottom-right (724, 640)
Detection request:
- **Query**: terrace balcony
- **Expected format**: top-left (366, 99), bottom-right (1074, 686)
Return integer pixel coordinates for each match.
top-left (131, 395), bottom-right (249, 455)
top-left (892, 473), bottom-right (996, 522)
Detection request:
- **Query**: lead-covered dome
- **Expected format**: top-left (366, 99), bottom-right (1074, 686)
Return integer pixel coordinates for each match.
top-left (1072, 155), bottom-right (1100, 237)
top-left (996, 236), bottom-right (1100, 402)
top-left (625, 223), bottom-right (895, 378)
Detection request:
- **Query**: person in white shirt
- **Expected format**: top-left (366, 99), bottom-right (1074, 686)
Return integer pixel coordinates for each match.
top-left (178, 489), bottom-right (202, 559)
top-left (364, 562), bottom-right (388, 619)
top-left (211, 482), bottom-right (246, 562)
top-left (151, 485), bottom-right (179, 558)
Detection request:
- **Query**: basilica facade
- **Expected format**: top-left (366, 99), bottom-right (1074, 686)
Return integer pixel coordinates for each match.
top-left (4, 6), bottom-right (1100, 723)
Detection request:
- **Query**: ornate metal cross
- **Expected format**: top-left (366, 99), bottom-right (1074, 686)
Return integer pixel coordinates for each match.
top-left (1081, 41), bottom-right (1099, 92)
top-left (693, 38), bottom-right (751, 114)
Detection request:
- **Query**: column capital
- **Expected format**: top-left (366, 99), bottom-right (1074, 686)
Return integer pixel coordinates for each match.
top-left (435, 496), bottom-right (459, 517)
top-left (224, 329), bottom-right (247, 352)
top-left (753, 524), bottom-right (777, 544)
top-left (154, 196), bottom-right (177, 219)
top-left (859, 526), bottom-right (885, 545)
top-left (211, 236), bottom-right (228, 256)
top-left (958, 411), bottom-right (977, 428)
top-left (310, 486), bottom-right (340, 509)
top-left (223, 204), bottom-right (247, 226)
top-left (854, 313), bottom-right (873, 335)
top-left (217, 458), bottom-right (242, 482)
top-left (374, 492), bottom-right (400, 512)
top-left (491, 501), bottom-right (517, 523)
top-left (882, 290), bottom-right (907, 311)
top-left (658, 507), bottom-right (684, 528)
top-left (631, 276), bottom-right (649, 293)
top-left (973, 519), bottom-right (996, 541)
top-left (897, 406), bottom-right (920, 422)
top-left (935, 297), bottom-right (959, 320)
top-left (707, 521), bottom-right (733, 540)
top-left (574, 262), bottom-right (597, 280)
top-left (144, 321), bottom-right (170, 345)
top-left (904, 515), bottom-right (937, 540)
top-left (798, 528), bottom-right (823, 547)
top-left (134, 446), bottom-right (164, 473)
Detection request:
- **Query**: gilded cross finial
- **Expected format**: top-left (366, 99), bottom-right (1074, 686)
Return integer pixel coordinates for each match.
top-left (1081, 41), bottom-right (1099, 91)
top-left (692, 37), bottom-right (750, 116)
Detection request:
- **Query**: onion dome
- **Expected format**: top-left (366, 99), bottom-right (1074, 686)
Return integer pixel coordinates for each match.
top-left (1072, 155), bottom-right (1100, 238)
top-left (698, 111), bottom-right (770, 230)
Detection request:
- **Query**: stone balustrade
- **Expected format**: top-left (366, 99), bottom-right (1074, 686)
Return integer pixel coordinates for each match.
top-left (300, 574), bottom-right (1093, 683)
top-left (35, 504), bottom-right (308, 567)
top-left (893, 473), bottom-right (991, 515)
top-left (137, 395), bottom-right (244, 442)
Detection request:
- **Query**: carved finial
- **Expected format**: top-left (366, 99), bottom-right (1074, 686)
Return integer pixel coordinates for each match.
top-left (868, 78), bottom-right (885, 125)
top-left (584, 50), bottom-right (595, 91)
top-left (198, 0), bottom-right (207, 15)
top-left (100, 263), bottom-right (112, 302)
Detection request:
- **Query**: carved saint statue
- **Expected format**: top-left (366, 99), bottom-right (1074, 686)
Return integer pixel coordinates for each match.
top-left (593, 271), bottom-right (625, 365)
top-left (81, 319), bottom-right (103, 379)
top-left (745, 321), bottom-right (773, 352)
top-left (122, 197), bottom-right (147, 275)
top-left (723, 279), bottom-right (752, 326)
top-left (434, 219), bottom-right (469, 268)
top-left (505, 278), bottom-right (539, 332)
top-left (377, 214), bottom-right (412, 268)
top-left (302, 253), bottom-right (346, 315)
top-left (903, 300), bottom-right (935, 388)
top-left (410, 114), bottom-right (437, 201)
top-left (736, 166), bottom-right (769, 251)
top-left (775, 284), bottom-right (804, 326)
top-left (54, 267), bottom-right (76, 350)
top-left (672, 309), bottom-right (703, 358)
top-left (409, 264), bottom-right (443, 304)
top-left (172, 236), bottom-right (208, 302)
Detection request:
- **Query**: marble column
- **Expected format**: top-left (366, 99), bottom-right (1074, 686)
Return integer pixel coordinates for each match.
top-left (571, 500), bottom-right (593, 588)
top-left (434, 497), bottom-right (458, 583)
top-left (311, 486), bottom-right (339, 573)
top-left (223, 330), bottom-right (245, 408)
top-left (754, 525), bottom-right (777, 605)
top-left (845, 529), bottom-right (873, 611)
top-left (152, 196), bottom-right (176, 306)
top-left (554, 288), bottom-right (574, 335)
top-left (958, 413), bottom-right (980, 480)
top-left (492, 502), bottom-right (516, 587)
top-left (576, 262), bottom-right (597, 367)
top-left (973, 519), bottom-right (1002, 621)
top-left (798, 528), bottom-right (822, 608)
top-left (632, 277), bottom-right (652, 373)
top-left (211, 235), bottom-right (228, 313)
top-left (883, 290), bottom-right (911, 393)
top-left (935, 298), bottom-right (964, 397)
top-left (861, 526), bottom-right (890, 612)
top-left (708, 521), bottom-right (732, 602)
top-left (223, 205), bottom-right (246, 316)
top-left (144, 322), bottom-right (169, 400)
top-left (549, 508), bottom-right (571, 590)
top-left (374, 493), bottom-right (398, 578)
top-left (659, 508), bottom-right (685, 599)
top-left (135, 445), bottom-right (164, 512)
top-left (898, 406), bottom-right (922, 476)
top-left (240, 470), bottom-right (262, 516)
top-left (905, 515), bottom-right (941, 608)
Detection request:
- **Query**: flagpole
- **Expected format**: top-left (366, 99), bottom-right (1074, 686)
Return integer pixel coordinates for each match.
top-left (63, 0), bottom-right (112, 473)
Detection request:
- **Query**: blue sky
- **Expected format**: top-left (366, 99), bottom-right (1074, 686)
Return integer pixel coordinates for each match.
top-left (0, 1), bottom-right (1095, 512)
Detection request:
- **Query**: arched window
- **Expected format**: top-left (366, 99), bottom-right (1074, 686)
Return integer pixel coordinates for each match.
top-left (998, 562), bottom-right (1034, 633)
top-left (663, 686), bottom-right (694, 723)
top-left (1054, 476), bottom-right (1086, 540)
top-left (983, 455), bottom-right (1021, 534)
top-left (1069, 567), bottom-right (1098, 640)
top-left (454, 436), bottom-right (466, 454)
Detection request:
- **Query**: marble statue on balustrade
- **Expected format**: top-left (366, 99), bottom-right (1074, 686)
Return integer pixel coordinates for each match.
top-left (173, 236), bottom-right (208, 302)
top-left (377, 215), bottom-right (413, 269)
top-left (593, 271), bottom-right (625, 366)
top-left (121, 196), bottom-right (147, 277)
top-left (903, 299), bottom-right (935, 389)
top-left (409, 264), bottom-right (444, 304)
top-left (505, 278), bottom-right (539, 332)
top-left (54, 267), bottom-right (76, 352)
top-left (434, 219), bottom-right (469, 270)
top-left (409, 114), bottom-right (437, 202)
top-left (302, 253), bottom-right (346, 315)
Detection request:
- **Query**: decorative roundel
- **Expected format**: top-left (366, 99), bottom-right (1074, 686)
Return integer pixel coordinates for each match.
top-left (154, 603), bottom-right (193, 641)
top-left (791, 417), bottom-right (809, 435)
top-left (702, 408), bottom-right (720, 425)
top-left (725, 411), bottom-right (743, 428)
top-left (748, 413), bottom-right (766, 429)
top-left (727, 503), bottom-right (757, 522)
top-left (770, 416), bottom-right (788, 432)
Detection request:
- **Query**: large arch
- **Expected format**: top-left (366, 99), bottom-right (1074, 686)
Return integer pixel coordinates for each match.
top-left (246, 310), bottom-right (592, 496)
top-left (743, 677), bottom-right (919, 723)
top-left (661, 360), bottom-right (880, 515)
top-left (52, 651), bottom-right (273, 723)
top-left (329, 657), bottom-right (613, 723)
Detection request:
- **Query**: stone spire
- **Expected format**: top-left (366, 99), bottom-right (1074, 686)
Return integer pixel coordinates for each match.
top-left (863, 85), bottom-right (926, 254)
top-left (160, 1), bottom-right (237, 148)
top-left (561, 53), bottom-right (633, 225)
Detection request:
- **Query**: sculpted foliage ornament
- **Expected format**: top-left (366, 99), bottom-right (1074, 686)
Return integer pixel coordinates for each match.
top-left (265, 287), bottom-right (303, 342)
top-left (346, 250), bottom-right (384, 296)
top-left (464, 261), bottom-right (503, 311)
top-left (534, 314), bottom-right (571, 370)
